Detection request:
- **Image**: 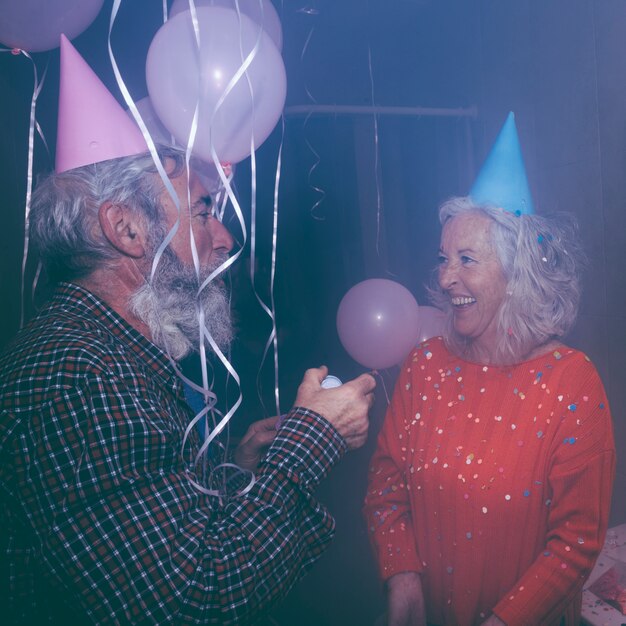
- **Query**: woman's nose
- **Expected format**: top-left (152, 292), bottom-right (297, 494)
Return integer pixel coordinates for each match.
top-left (439, 262), bottom-right (458, 289)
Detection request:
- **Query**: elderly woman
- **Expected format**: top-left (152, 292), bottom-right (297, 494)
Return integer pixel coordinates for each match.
top-left (364, 197), bottom-right (615, 626)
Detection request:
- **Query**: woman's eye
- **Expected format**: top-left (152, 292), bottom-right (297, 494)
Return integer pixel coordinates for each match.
top-left (461, 255), bottom-right (474, 264)
top-left (437, 255), bottom-right (447, 265)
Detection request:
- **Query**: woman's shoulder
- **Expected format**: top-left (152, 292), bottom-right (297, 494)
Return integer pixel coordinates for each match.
top-left (408, 336), bottom-right (451, 365)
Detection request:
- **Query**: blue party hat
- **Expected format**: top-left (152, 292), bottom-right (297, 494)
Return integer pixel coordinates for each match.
top-left (469, 112), bottom-right (534, 215)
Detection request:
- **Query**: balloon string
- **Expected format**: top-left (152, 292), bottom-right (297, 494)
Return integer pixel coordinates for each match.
top-left (2, 48), bottom-right (48, 328)
top-left (374, 369), bottom-right (392, 406)
top-left (366, 38), bottom-right (384, 258)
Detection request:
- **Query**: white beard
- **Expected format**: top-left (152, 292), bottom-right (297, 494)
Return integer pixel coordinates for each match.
top-left (129, 249), bottom-right (233, 360)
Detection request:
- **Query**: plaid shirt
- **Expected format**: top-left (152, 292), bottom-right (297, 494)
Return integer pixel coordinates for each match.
top-left (0, 283), bottom-right (347, 625)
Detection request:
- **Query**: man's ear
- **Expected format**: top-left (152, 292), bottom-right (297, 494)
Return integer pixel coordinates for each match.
top-left (99, 202), bottom-right (147, 259)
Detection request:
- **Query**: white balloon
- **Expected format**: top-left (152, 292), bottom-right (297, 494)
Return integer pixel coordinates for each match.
top-left (127, 97), bottom-right (235, 194)
top-left (146, 7), bottom-right (287, 164)
top-left (0, 0), bottom-right (105, 52)
top-left (169, 0), bottom-right (282, 51)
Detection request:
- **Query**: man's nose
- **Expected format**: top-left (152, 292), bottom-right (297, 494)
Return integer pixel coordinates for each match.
top-left (211, 218), bottom-right (234, 254)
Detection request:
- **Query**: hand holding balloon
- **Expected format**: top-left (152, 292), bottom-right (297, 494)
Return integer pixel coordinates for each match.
top-left (293, 366), bottom-right (375, 450)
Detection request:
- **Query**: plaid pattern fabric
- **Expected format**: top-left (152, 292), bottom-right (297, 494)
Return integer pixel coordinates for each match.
top-left (0, 283), bottom-right (347, 625)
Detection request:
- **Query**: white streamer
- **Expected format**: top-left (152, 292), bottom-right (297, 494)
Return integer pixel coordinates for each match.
top-left (1, 47), bottom-right (48, 327)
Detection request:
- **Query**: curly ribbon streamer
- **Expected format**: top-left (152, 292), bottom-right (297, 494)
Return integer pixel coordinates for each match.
top-left (298, 6), bottom-right (326, 220)
top-left (107, 0), bottom-right (255, 498)
top-left (2, 47), bottom-right (49, 327)
top-left (252, 115), bottom-right (284, 419)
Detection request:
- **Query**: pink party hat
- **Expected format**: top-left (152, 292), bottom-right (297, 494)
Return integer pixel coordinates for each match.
top-left (56, 34), bottom-right (148, 173)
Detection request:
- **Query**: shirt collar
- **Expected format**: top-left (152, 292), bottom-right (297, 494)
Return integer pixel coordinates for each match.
top-left (50, 282), bottom-right (181, 389)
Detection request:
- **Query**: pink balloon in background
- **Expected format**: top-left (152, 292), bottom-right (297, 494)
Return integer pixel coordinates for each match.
top-left (416, 305), bottom-right (446, 343)
top-left (146, 7), bottom-right (287, 165)
top-left (0, 0), bottom-right (105, 52)
top-left (337, 279), bottom-right (420, 370)
top-left (169, 0), bottom-right (283, 51)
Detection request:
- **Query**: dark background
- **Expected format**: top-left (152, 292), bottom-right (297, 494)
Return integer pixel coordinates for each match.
top-left (1, 2), bottom-right (625, 624)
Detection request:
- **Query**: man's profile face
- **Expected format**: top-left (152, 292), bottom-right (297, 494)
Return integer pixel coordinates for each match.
top-left (128, 160), bottom-right (235, 359)
top-left (157, 160), bottom-right (234, 271)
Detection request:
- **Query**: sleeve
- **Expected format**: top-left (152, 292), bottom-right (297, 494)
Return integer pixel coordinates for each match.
top-left (492, 362), bottom-right (616, 626)
top-left (363, 357), bottom-right (424, 580)
top-left (14, 372), bottom-right (348, 625)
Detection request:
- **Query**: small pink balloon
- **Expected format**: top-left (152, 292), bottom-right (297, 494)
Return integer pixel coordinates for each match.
top-left (337, 279), bottom-right (419, 369)
top-left (0, 0), bottom-right (105, 52)
top-left (416, 305), bottom-right (446, 343)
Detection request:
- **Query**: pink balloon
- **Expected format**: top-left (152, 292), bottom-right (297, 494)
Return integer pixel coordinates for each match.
top-left (337, 279), bottom-right (420, 370)
top-left (146, 7), bottom-right (287, 164)
top-left (169, 0), bottom-right (283, 51)
top-left (0, 0), bottom-right (104, 52)
top-left (416, 305), bottom-right (446, 343)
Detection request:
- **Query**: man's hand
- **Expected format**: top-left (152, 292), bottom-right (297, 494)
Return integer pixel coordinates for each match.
top-left (293, 366), bottom-right (376, 450)
top-left (386, 572), bottom-right (427, 626)
top-left (234, 416), bottom-right (280, 472)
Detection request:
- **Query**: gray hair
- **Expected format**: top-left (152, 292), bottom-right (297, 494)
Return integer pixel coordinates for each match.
top-left (29, 146), bottom-right (186, 282)
top-left (428, 196), bottom-right (585, 364)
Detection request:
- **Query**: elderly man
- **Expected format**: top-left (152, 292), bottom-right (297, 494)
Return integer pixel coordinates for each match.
top-left (0, 39), bottom-right (375, 625)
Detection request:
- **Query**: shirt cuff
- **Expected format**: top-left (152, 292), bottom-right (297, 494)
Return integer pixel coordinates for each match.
top-left (260, 407), bottom-right (347, 491)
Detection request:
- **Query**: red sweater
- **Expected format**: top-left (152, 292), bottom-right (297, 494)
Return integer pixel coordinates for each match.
top-left (364, 337), bottom-right (615, 625)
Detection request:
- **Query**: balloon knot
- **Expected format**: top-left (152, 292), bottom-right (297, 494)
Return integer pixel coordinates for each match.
top-left (11, 48), bottom-right (22, 56)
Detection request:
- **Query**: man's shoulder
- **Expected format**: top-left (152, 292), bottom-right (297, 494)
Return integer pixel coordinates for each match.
top-left (0, 304), bottom-right (128, 393)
